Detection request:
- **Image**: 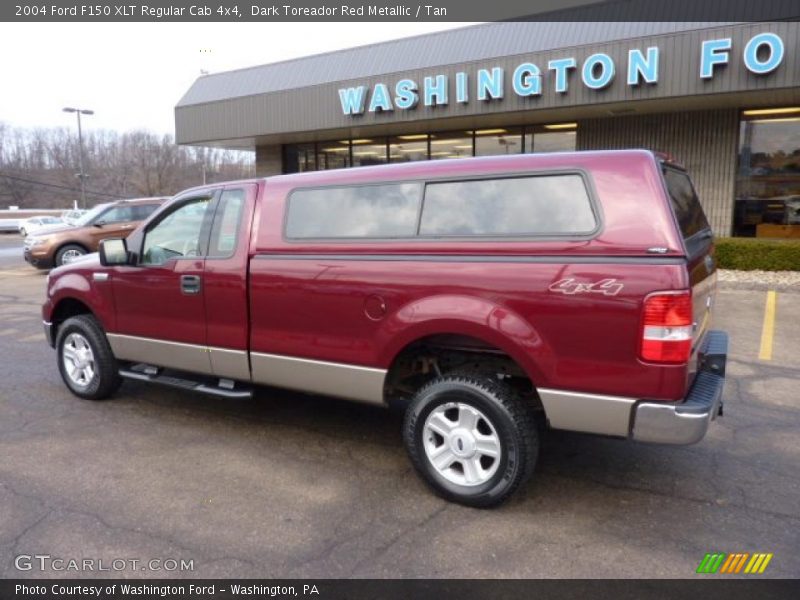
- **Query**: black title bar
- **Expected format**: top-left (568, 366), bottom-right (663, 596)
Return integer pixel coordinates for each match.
top-left (3, 579), bottom-right (800, 600)
top-left (3, 0), bottom-right (800, 22)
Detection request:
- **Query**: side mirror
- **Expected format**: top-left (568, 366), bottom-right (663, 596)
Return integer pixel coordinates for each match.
top-left (99, 238), bottom-right (129, 266)
top-left (93, 221), bottom-right (105, 228)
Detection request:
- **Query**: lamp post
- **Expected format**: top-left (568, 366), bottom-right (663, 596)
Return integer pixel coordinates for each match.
top-left (62, 107), bottom-right (94, 209)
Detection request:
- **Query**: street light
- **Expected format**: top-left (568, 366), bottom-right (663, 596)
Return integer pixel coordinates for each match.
top-left (62, 107), bottom-right (94, 209)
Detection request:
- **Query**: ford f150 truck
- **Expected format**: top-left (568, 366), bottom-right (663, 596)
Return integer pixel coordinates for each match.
top-left (42, 150), bottom-right (727, 507)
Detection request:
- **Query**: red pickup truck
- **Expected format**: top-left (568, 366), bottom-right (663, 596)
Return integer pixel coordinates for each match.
top-left (42, 150), bottom-right (727, 507)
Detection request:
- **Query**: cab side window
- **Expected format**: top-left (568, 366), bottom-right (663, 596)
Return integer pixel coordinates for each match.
top-left (208, 189), bottom-right (245, 258)
top-left (141, 198), bottom-right (212, 266)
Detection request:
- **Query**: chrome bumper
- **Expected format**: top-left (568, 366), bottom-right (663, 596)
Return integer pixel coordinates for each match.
top-left (632, 330), bottom-right (728, 445)
top-left (43, 320), bottom-right (55, 348)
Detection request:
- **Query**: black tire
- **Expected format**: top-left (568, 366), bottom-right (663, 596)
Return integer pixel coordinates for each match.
top-left (403, 373), bottom-right (539, 508)
top-left (56, 314), bottom-right (122, 400)
top-left (55, 244), bottom-right (87, 266)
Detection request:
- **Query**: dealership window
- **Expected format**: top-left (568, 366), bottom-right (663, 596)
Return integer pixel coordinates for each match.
top-left (285, 143), bottom-right (317, 173)
top-left (525, 123), bottom-right (577, 153)
top-left (474, 128), bottom-right (523, 156)
top-left (282, 122), bottom-right (578, 172)
top-left (735, 108), bottom-right (800, 238)
top-left (352, 138), bottom-right (388, 167)
top-left (390, 135), bottom-right (428, 163)
top-left (429, 132), bottom-right (473, 160)
top-left (318, 141), bottom-right (351, 170)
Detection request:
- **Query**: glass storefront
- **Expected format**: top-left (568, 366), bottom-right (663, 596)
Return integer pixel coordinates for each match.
top-left (284, 143), bottom-right (318, 172)
top-left (474, 128), bottom-right (523, 156)
top-left (280, 111), bottom-right (800, 239)
top-left (529, 131), bottom-right (578, 153)
top-left (389, 135), bottom-right (428, 163)
top-left (283, 123), bottom-right (577, 173)
top-left (735, 109), bottom-right (800, 238)
top-left (429, 132), bottom-right (474, 160)
top-left (525, 124), bottom-right (578, 153)
top-left (351, 138), bottom-right (388, 167)
top-left (317, 140), bottom-right (351, 170)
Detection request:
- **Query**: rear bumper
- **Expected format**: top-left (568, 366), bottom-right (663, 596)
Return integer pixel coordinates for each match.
top-left (632, 330), bottom-right (728, 445)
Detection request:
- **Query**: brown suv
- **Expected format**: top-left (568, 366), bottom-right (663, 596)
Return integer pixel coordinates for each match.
top-left (24, 198), bottom-right (167, 268)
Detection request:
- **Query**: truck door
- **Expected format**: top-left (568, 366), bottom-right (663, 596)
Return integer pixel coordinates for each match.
top-left (202, 184), bottom-right (257, 381)
top-left (109, 193), bottom-right (217, 374)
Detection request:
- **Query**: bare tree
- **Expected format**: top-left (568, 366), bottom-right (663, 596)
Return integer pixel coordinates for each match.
top-left (0, 123), bottom-right (255, 209)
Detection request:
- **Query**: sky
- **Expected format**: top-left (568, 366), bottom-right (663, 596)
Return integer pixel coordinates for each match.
top-left (0, 22), bottom-right (471, 138)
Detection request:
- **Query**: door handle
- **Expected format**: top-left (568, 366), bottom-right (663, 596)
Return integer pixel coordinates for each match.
top-left (180, 274), bottom-right (202, 295)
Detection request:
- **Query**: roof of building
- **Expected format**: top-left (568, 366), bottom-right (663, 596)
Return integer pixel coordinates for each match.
top-left (176, 21), bottom-right (730, 107)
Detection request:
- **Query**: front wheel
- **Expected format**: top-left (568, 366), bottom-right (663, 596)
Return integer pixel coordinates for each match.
top-left (403, 373), bottom-right (539, 507)
top-left (56, 244), bottom-right (86, 266)
top-left (56, 315), bottom-right (122, 400)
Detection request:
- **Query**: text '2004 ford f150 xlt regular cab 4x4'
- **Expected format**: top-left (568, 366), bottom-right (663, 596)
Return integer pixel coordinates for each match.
top-left (42, 150), bottom-right (728, 507)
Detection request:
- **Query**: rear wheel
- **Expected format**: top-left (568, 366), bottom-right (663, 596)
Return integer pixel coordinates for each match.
top-left (403, 373), bottom-right (539, 507)
top-left (56, 315), bottom-right (122, 400)
top-left (56, 244), bottom-right (86, 266)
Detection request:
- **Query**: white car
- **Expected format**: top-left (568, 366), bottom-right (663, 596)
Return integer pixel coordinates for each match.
top-left (60, 209), bottom-right (88, 226)
top-left (18, 216), bottom-right (63, 237)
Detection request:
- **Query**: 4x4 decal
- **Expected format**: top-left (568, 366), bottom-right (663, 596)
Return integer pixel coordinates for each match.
top-left (549, 278), bottom-right (624, 296)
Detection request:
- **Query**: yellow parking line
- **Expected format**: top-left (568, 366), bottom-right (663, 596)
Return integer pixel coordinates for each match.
top-left (758, 291), bottom-right (777, 361)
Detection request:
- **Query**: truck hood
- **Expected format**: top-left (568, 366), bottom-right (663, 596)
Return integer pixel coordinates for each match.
top-left (50, 252), bottom-right (100, 276)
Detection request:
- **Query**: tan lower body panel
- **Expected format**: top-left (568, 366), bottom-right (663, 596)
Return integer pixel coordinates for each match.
top-left (107, 333), bottom-right (385, 405)
top-left (538, 388), bottom-right (636, 437)
top-left (107, 334), bottom-right (213, 374)
top-left (107, 334), bottom-right (250, 381)
top-left (251, 352), bottom-right (387, 406)
top-left (208, 347), bottom-right (250, 381)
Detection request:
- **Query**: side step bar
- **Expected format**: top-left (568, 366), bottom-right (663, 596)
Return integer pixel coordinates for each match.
top-left (119, 366), bottom-right (253, 399)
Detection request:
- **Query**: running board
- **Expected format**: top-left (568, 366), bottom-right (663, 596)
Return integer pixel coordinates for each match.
top-left (119, 367), bottom-right (253, 399)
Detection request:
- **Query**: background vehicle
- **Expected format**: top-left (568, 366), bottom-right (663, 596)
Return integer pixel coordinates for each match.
top-left (18, 215), bottom-right (63, 236)
top-left (60, 209), bottom-right (88, 226)
top-left (41, 151), bottom-right (727, 507)
top-left (24, 197), bottom-right (167, 268)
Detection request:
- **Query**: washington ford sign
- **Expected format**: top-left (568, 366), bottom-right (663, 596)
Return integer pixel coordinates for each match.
top-left (338, 32), bottom-right (787, 115)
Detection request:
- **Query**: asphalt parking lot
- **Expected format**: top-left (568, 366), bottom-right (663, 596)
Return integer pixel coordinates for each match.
top-left (0, 233), bottom-right (798, 579)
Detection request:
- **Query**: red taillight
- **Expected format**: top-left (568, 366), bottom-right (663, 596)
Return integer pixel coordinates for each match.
top-left (640, 292), bottom-right (693, 364)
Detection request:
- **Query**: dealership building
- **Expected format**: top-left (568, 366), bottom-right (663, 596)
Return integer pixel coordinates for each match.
top-left (175, 21), bottom-right (800, 238)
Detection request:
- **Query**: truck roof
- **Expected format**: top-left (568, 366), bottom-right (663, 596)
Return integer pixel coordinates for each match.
top-left (242, 149), bottom-right (687, 258)
top-left (177, 149), bottom-right (664, 195)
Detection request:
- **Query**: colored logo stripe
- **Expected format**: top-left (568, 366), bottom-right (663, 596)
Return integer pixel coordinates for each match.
top-left (697, 552), bottom-right (773, 574)
top-left (745, 553), bottom-right (773, 574)
top-left (697, 553), bottom-right (726, 574)
top-left (720, 553), bottom-right (749, 573)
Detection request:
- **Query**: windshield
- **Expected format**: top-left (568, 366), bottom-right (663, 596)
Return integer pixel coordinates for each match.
top-left (74, 204), bottom-right (110, 227)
